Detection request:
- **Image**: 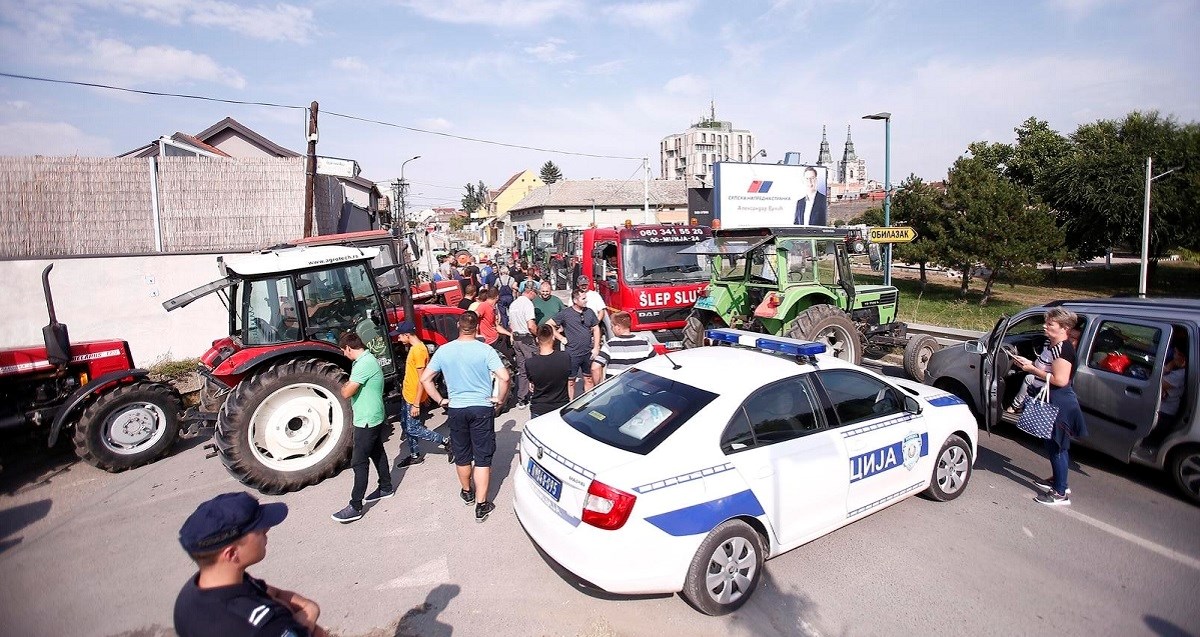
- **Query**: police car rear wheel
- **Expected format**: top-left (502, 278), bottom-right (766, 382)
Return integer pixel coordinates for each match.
top-left (925, 434), bottom-right (972, 502)
top-left (682, 519), bottom-right (764, 615)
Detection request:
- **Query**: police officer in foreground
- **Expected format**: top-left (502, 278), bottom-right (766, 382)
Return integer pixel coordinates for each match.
top-left (174, 492), bottom-right (329, 637)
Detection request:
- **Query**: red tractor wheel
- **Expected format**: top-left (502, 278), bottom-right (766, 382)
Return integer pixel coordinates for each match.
top-left (73, 381), bottom-right (182, 472)
top-left (215, 358), bottom-right (353, 494)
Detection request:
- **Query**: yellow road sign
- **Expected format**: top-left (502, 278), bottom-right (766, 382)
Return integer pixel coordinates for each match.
top-left (868, 227), bottom-right (918, 243)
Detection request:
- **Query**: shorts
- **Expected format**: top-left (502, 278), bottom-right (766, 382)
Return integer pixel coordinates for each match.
top-left (446, 405), bottom-right (497, 468)
top-left (568, 352), bottom-right (592, 379)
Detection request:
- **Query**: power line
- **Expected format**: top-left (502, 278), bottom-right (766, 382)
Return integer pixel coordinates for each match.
top-left (0, 71), bottom-right (644, 161)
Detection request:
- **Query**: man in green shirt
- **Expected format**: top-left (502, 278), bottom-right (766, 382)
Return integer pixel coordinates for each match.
top-left (332, 332), bottom-right (392, 523)
top-left (532, 280), bottom-right (565, 327)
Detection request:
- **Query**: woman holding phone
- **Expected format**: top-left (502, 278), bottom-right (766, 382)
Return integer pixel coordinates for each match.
top-left (1008, 308), bottom-right (1087, 506)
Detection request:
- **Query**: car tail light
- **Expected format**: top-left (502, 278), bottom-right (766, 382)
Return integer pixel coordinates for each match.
top-left (581, 480), bottom-right (637, 530)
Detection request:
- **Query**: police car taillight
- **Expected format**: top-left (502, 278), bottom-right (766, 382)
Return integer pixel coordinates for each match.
top-left (581, 480), bottom-right (636, 530)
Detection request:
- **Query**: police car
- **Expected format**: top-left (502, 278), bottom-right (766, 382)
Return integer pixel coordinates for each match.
top-left (513, 329), bottom-right (977, 615)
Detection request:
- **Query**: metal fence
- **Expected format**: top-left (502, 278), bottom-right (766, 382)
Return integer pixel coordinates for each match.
top-left (0, 156), bottom-right (307, 258)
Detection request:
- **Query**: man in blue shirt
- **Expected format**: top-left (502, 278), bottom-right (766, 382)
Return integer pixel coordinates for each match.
top-left (420, 311), bottom-right (511, 522)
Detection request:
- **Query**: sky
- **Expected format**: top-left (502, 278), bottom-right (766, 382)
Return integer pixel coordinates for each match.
top-left (0, 0), bottom-right (1197, 211)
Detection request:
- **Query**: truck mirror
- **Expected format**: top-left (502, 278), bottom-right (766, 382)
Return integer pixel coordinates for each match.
top-left (607, 279), bottom-right (618, 291)
top-left (592, 247), bottom-right (605, 258)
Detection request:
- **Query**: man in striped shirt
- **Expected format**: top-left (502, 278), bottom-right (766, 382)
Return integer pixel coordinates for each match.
top-left (591, 311), bottom-right (657, 385)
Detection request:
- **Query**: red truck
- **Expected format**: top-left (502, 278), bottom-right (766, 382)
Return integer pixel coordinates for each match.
top-left (579, 224), bottom-right (712, 349)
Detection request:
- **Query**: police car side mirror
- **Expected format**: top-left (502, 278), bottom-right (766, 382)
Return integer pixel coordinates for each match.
top-left (904, 395), bottom-right (922, 415)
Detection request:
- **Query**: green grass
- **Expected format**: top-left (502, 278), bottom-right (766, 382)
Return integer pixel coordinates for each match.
top-left (854, 261), bottom-right (1200, 332)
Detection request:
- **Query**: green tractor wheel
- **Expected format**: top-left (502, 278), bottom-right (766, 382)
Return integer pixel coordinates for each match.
top-left (787, 305), bottom-right (862, 365)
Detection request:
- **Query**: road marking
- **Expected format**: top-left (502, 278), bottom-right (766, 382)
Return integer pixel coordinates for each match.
top-left (1022, 526), bottom-right (1033, 538)
top-left (1056, 507), bottom-right (1200, 572)
top-left (375, 556), bottom-right (450, 590)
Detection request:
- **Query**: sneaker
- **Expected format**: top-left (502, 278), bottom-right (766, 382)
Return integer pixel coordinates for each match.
top-left (396, 454), bottom-right (425, 468)
top-left (1035, 490), bottom-right (1070, 506)
top-left (331, 504), bottom-right (364, 523)
top-left (475, 501), bottom-right (495, 522)
top-left (364, 487), bottom-right (394, 503)
top-left (516, 400), bottom-right (529, 409)
top-left (439, 439), bottom-right (455, 463)
top-left (460, 488), bottom-right (475, 506)
top-left (1033, 477), bottom-right (1071, 495)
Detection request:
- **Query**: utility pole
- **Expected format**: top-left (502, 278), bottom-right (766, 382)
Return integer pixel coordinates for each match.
top-left (1139, 157), bottom-right (1182, 297)
top-left (303, 101), bottom-right (318, 238)
top-left (643, 157), bottom-right (651, 224)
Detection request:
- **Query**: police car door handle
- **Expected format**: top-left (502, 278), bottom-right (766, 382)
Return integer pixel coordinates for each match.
top-left (1125, 386), bottom-right (1141, 396)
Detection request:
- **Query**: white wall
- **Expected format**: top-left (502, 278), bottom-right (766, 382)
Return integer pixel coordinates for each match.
top-left (0, 254), bottom-right (250, 365)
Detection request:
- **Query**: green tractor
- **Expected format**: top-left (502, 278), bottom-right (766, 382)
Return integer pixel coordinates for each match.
top-left (681, 226), bottom-right (911, 366)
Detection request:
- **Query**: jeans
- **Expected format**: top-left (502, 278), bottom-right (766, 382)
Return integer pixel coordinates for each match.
top-left (511, 334), bottom-right (535, 401)
top-left (447, 405), bottom-right (496, 468)
top-left (401, 398), bottom-right (447, 457)
top-left (1043, 437), bottom-right (1069, 495)
top-left (350, 424), bottom-right (390, 509)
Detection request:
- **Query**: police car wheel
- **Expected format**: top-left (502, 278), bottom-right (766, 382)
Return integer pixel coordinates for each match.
top-left (924, 434), bottom-right (972, 502)
top-left (682, 519), bottom-right (764, 615)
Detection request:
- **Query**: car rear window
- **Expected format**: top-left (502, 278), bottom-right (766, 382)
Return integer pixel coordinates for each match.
top-left (560, 368), bottom-right (717, 454)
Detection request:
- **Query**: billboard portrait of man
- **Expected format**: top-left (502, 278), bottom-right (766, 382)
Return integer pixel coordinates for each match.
top-left (793, 166), bottom-right (828, 226)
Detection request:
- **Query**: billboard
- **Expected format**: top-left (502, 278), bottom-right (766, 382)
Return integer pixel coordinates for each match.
top-left (713, 162), bottom-right (829, 228)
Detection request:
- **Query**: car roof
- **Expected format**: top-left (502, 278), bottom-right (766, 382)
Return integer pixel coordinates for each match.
top-left (635, 345), bottom-right (858, 395)
top-left (1038, 297), bottom-right (1200, 322)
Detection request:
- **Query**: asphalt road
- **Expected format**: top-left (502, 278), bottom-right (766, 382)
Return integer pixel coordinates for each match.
top-left (2, 392), bottom-right (1198, 637)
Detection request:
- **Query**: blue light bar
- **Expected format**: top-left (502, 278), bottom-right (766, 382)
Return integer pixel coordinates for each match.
top-left (755, 337), bottom-right (826, 357)
top-left (705, 329), bottom-right (742, 344)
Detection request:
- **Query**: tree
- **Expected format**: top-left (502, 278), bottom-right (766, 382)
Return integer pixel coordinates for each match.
top-left (940, 156), bottom-right (1066, 305)
top-left (1045, 111), bottom-right (1200, 281)
top-left (461, 180), bottom-right (489, 215)
top-left (540, 161), bottom-right (563, 184)
top-left (449, 213), bottom-right (466, 231)
top-left (890, 175), bottom-right (949, 291)
top-left (848, 206), bottom-right (884, 227)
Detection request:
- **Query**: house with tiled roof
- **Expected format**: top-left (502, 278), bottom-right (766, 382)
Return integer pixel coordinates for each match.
top-left (508, 179), bottom-right (688, 230)
top-left (479, 169), bottom-right (545, 246)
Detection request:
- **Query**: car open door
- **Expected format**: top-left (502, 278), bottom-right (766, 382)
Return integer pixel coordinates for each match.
top-left (981, 315), bottom-right (1010, 433)
top-left (1072, 317), bottom-right (1173, 461)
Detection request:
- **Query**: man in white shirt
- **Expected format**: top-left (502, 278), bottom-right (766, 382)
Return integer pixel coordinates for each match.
top-left (506, 281), bottom-right (539, 408)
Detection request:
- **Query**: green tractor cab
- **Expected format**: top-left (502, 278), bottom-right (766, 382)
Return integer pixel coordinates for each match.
top-left (682, 226), bottom-right (908, 364)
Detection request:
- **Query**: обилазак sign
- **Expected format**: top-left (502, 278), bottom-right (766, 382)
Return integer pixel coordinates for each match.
top-left (868, 227), bottom-right (918, 243)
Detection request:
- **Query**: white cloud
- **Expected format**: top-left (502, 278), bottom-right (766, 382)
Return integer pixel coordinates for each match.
top-left (663, 74), bottom-right (706, 95)
top-left (418, 117), bottom-right (453, 131)
top-left (4, 100), bottom-right (32, 112)
top-left (584, 59), bottom-right (625, 76)
top-left (332, 56), bottom-right (369, 72)
top-left (92, 0), bottom-right (317, 42)
top-left (80, 39), bottom-right (246, 89)
top-left (1048, 0), bottom-right (1119, 21)
top-left (602, 0), bottom-right (696, 30)
top-left (524, 38), bottom-right (577, 63)
top-left (0, 121), bottom-right (112, 155)
top-left (395, 0), bottom-right (581, 27)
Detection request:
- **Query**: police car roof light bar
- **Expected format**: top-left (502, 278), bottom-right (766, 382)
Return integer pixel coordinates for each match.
top-left (705, 328), bottom-right (742, 345)
top-left (754, 337), bottom-right (826, 357)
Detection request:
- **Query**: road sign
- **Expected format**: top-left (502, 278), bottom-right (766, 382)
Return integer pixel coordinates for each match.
top-left (868, 227), bottom-right (918, 243)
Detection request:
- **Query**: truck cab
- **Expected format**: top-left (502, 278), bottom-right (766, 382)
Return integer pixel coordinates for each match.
top-left (580, 224), bottom-right (712, 348)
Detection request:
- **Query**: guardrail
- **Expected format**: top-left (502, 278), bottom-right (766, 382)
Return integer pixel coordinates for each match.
top-left (908, 322), bottom-right (986, 347)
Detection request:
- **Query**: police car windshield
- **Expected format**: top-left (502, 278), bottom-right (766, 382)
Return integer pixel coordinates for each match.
top-left (561, 368), bottom-right (717, 454)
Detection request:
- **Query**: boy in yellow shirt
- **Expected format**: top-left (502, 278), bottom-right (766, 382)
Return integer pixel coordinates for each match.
top-left (392, 321), bottom-right (452, 467)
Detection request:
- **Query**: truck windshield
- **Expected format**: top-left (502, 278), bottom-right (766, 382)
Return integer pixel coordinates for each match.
top-left (622, 241), bottom-right (710, 284)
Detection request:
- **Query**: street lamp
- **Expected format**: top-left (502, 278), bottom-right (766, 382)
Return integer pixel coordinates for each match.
top-left (1139, 157), bottom-right (1181, 297)
top-left (394, 155), bottom-right (420, 236)
top-left (750, 149), bottom-right (767, 163)
top-left (863, 112), bottom-right (892, 286)
top-left (586, 198), bottom-right (597, 226)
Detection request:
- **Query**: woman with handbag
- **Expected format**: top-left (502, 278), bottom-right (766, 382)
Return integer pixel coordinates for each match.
top-left (1010, 308), bottom-right (1088, 506)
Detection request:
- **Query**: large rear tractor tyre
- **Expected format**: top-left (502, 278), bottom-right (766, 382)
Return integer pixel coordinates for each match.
top-left (903, 334), bottom-right (941, 382)
top-left (216, 358), bottom-right (352, 495)
top-left (787, 305), bottom-right (862, 364)
top-left (683, 313), bottom-right (707, 349)
top-left (74, 382), bottom-right (182, 472)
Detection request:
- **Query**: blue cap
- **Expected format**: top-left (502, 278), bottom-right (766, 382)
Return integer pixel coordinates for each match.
top-left (179, 492), bottom-right (288, 554)
top-left (389, 320), bottom-right (416, 336)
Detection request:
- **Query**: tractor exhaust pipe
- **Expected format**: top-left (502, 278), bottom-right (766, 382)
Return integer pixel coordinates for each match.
top-left (41, 264), bottom-right (72, 367)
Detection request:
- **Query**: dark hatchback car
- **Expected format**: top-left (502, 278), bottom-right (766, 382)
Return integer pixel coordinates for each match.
top-left (922, 298), bottom-right (1198, 504)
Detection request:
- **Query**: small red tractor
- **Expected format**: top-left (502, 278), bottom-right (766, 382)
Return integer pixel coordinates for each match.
top-left (165, 241), bottom-right (466, 494)
top-left (0, 265), bottom-right (183, 471)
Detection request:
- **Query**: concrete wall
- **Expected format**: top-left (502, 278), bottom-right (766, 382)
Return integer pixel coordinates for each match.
top-left (0, 254), bottom-right (250, 365)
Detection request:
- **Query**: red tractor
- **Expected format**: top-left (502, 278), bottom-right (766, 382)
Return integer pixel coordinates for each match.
top-left (0, 265), bottom-right (183, 471)
top-left (165, 243), bottom-right (465, 494)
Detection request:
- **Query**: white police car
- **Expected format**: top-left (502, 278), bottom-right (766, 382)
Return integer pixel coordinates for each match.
top-left (513, 329), bottom-right (978, 615)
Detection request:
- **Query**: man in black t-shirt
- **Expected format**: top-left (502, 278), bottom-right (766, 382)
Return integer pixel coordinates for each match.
top-left (546, 288), bottom-right (600, 399)
top-left (525, 324), bottom-right (572, 417)
top-left (174, 492), bottom-right (328, 637)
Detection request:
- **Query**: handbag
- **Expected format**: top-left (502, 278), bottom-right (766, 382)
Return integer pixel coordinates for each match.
top-left (1016, 382), bottom-right (1058, 439)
